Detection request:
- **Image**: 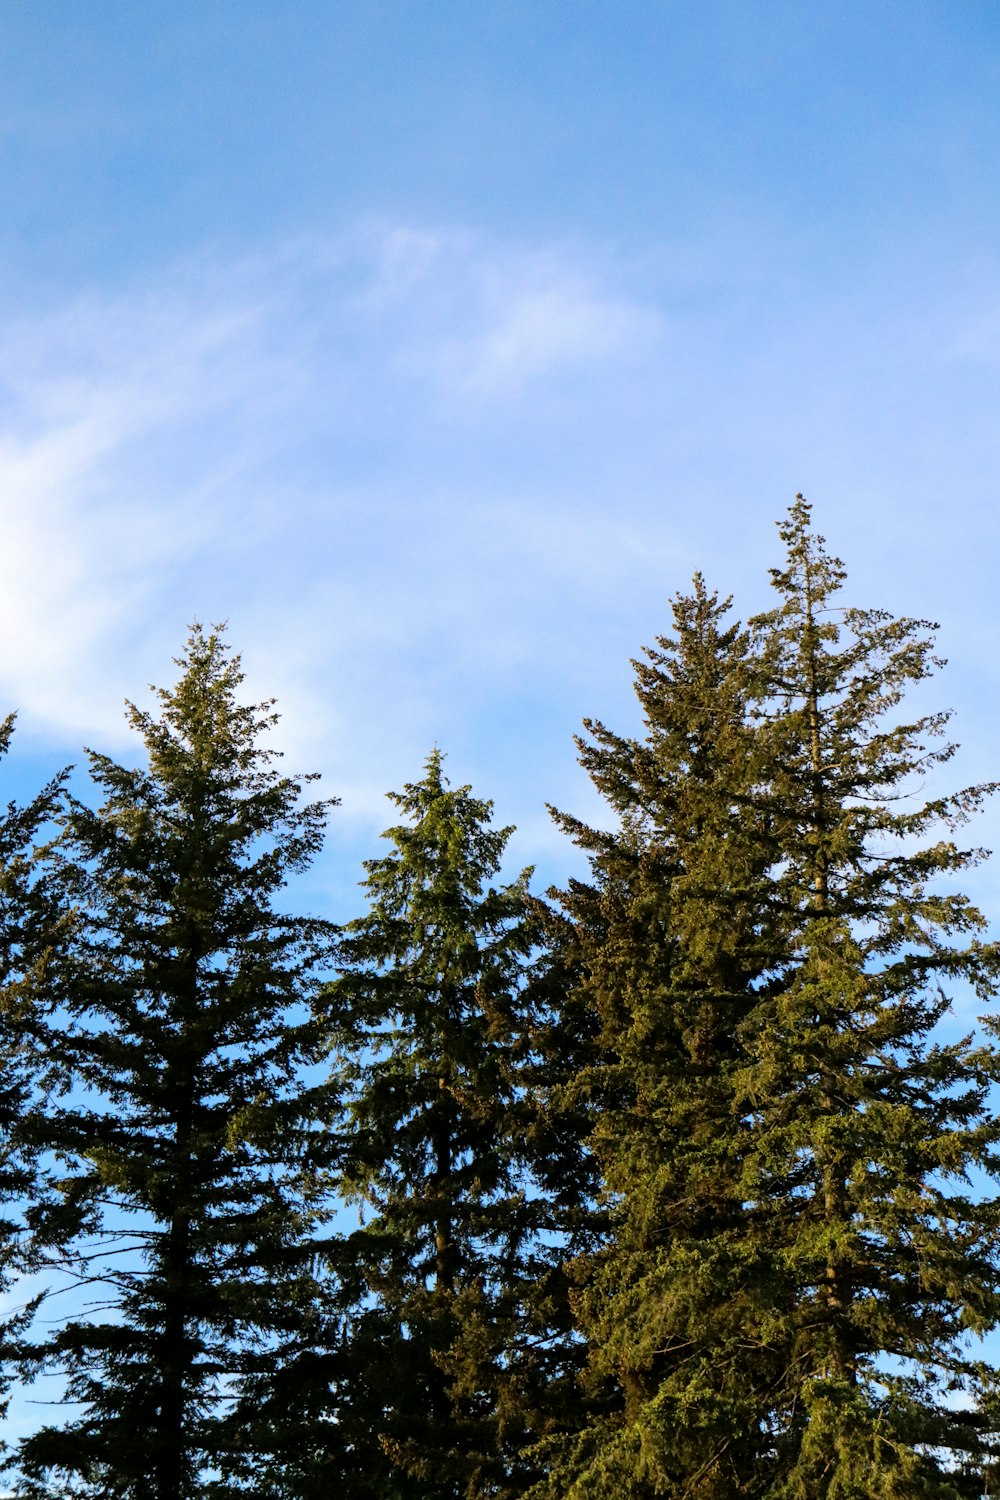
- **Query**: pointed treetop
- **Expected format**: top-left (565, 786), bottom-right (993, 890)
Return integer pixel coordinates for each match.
top-left (112, 623), bottom-right (294, 796)
top-left (759, 495), bottom-right (849, 639)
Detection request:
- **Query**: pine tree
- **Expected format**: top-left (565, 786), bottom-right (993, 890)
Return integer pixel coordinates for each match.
top-left (12, 626), bottom-right (337, 1500)
top-left (537, 503), bottom-right (1000, 1498)
top-left (320, 750), bottom-right (556, 1499)
top-left (738, 499), bottom-right (1000, 1495)
top-left (531, 576), bottom-right (789, 1498)
top-left (0, 717), bottom-right (74, 1440)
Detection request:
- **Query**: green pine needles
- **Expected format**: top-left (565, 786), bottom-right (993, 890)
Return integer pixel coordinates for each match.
top-left (747, 501), bottom-right (1000, 1496)
top-left (325, 749), bottom-right (548, 1499)
top-left (0, 501), bottom-right (998, 1498)
top-left (13, 626), bottom-right (337, 1499)
top-left (537, 572), bottom-right (791, 1498)
top-left (0, 717), bottom-right (74, 1433)
top-left (537, 499), bottom-right (1000, 1498)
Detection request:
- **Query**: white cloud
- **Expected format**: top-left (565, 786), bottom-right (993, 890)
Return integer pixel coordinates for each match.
top-left (0, 224), bottom-right (664, 792)
top-left (4, 215), bottom-right (1000, 906)
top-left (372, 230), bottom-right (660, 398)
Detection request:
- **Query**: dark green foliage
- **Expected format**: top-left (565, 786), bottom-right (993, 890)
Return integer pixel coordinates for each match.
top-left (1, 501), bottom-right (998, 1499)
top-left (533, 576), bottom-right (788, 1497)
top-left (740, 500), bottom-right (1000, 1494)
top-left (322, 750), bottom-right (563, 1499)
top-left (11, 626), bottom-right (337, 1500)
top-left (534, 504), bottom-right (1000, 1497)
top-left (0, 717), bottom-right (73, 1430)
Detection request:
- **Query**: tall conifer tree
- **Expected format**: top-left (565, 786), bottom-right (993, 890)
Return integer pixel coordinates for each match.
top-left (0, 717), bottom-right (72, 1437)
top-left (739, 499), bottom-right (1000, 1495)
top-left (536, 504), bottom-right (1000, 1497)
top-left (534, 577), bottom-right (788, 1497)
top-left (13, 626), bottom-right (336, 1500)
top-left (324, 751), bottom-right (554, 1499)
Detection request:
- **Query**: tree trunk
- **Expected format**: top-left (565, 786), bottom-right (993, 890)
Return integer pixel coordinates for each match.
top-left (155, 1206), bottom-right (192, 1500)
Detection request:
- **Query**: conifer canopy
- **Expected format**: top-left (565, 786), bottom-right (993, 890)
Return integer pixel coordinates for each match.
top-left (13, 625), bottom-right (336, 1500)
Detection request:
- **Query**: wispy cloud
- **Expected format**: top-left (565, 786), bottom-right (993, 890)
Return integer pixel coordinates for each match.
top-left (360, 226), bottom-right (659, 400)
top-left (0, 225), bottom-right (665, 817)
top-left (4, 217), bottom-right (1000, 893)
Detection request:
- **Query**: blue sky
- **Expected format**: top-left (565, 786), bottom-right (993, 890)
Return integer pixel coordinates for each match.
top-left (2, 0), bottom-right (1000, 920)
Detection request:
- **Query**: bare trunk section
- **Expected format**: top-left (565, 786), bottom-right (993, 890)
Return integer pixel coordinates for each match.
top-left (154, 942), bottom-right (199, 1500)
top-left (155, 1205), bottom-right (192, 1500)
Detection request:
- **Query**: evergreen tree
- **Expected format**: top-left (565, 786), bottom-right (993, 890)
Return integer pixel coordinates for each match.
top-left (12, 626), bottom-right (337, 1500)
top-left (536, 503), bottom-right (1000, 1498)
top-left (320, 750), bottom-right (557, 1499)
top-left (532, 576), bottom-right (789, 1498)
top-left (738, 499), bottom-right (1000, 1495)
top-left (0, 717), bottom-right (73, 1440)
